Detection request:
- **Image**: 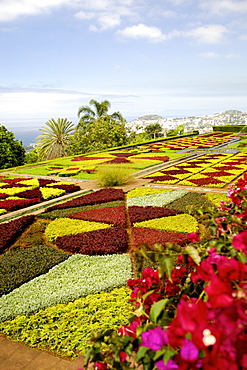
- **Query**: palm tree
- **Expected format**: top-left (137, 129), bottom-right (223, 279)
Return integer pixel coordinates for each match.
top-left (36, 118), bottom-right (74, 160)
top-left (77, 99), bottom-right (124, 129)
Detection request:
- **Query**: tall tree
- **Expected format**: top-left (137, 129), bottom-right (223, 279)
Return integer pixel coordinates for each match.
top-left (0, 125), bottom-right (25, 169)
top-left (144, 123), bottom-right (163, 139)
top-left (36, 118), bottom-right (74, 160)
top-left (77, 99), bottom-right (124, 129)
top-left (69, 115), bottom-right (128, 155)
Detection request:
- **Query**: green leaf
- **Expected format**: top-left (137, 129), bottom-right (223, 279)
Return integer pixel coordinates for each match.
top-left (136, 346), bottom-right (149, 362)
top-left (158, 254), bottom-right (174, 281)
top-left (237, 251), bottom-right (247, 264)
top-left (163, 348), bottom-right (177, 363)
top-left (185, 245), bottom-right (201, 265)
top-left (153, 348), bottom-right (167, 361)
top-left (149, 299), bottom-right (169, 324)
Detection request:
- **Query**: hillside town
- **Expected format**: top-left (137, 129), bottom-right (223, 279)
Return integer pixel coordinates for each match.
top-left (127, 110), bottom-right (247, 135)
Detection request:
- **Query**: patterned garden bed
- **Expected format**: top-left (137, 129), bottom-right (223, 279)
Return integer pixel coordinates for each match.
top-left (145, 152), bottom-right (247, 188)
top-left (0, 186), bottom-right (231, 358)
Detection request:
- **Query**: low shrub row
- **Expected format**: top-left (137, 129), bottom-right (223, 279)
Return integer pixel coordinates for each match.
top-left (45, 218), bottom-right (111, 242)
top-left (47, 188), bottom-right (125, 212)
top-left (0, 245), bottom-right (70, 296)
top-left (56, 227), bottom-right (129, 255)
top-left (38, 200), bottom-right (124, 220)
top-left (68, 205), bottom-right (127, 227)
top-left (133, 213), bottom-right (198, 234)
top-left (127, 190), bottom-right (188, 207)
top-left (0, 215), bottom-right (35, 253)
top-left (128, 205), bottom-right (183, 224)
top-left (132, 227), bottom-right (190, 248)
top-left (0, 253), bottom-right (132, 322)
top-left (0, 286), bottom-right (132, 358)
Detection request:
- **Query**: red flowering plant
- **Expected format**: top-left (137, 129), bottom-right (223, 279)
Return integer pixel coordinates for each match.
top-left (83, 175), bottom-right (247, 370)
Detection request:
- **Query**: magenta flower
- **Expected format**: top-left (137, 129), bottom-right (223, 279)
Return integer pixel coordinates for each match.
top-left (141, 326), bottom-right (168, 351)
top-left (232, 230), bottom-right (247, 255)
top-left (180, 338), bottom-right (199, 361)
top-left (187, 232), bottom-right (200, 242)
top-left (155, 359), bottom-right (178, 370)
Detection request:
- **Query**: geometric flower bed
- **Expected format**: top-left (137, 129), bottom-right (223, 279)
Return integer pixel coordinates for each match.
top-left (145, 152), bottom-right (247, 188)
top-left (129, 132), bottom-right (234, 152)
top-left (0, 253), bottom-right (132, 322)
top-left (0, 175), bottom-right (81, 214)
top-left (0, 286), bottom-right (132, 358)
top-left (0, 186), bottom-right (229, 358)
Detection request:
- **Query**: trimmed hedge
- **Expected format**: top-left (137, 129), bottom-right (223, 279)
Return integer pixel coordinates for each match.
top-left (128, 206), bottom-right (183, 225)
top-left (127, 190), bottom-right (188, 207)
top-left (0, 245), bottom-right (70, 297)
top-left (68, 205), bottom-right (127, 227)
top-left (0, 287), bottom-right (132, 358)
top-left (166, 192), bottom-right (213, 212)
top-left (47, 188), bottom-right (125, 212)
top-left (0, 253), bottom-right (132, 321)
top-left (132, 227), bottom-right (191, 248)
top-left (45, 218), bottom-right (111, 242)
top-left (0, 215), bottom-right (35, 253)
top-left (134, 214), bottom-right (198, 233)
top-left (55, 227), bottom-right (129, 255)
top-left (38, 200), bottom-right (124, 220)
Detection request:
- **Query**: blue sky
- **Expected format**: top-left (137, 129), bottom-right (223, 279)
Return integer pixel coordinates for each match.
top-left (1, 0), bottom-right (247, 135)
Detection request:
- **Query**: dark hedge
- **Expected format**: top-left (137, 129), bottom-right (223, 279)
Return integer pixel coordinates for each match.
top-left (132, 227), bottom-right (190, 248)
top-left (166, 192), bottom-right (212, 213)
top-left (0, 245), bottom-right (70, 296)
top-left (0, 215), bottom-right (35, 253)
top-left (38, 200), bottom-right (124, 220)
top-left (128, 206), bottom-right (183, 225)
top-left (55, 227), bottom-right (129, 255)
top-left (46, 188), bottom-right (125, 212)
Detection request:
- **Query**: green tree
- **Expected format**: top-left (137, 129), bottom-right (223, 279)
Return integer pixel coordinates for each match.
top-left (77, 99), bottom-right (124, 129)
top-left (144, 123), bottom-right (163, 139)
top-left (0, 125), bottom-right (25, 169)
top-left (69, 115), bottom-right (128, 155)
top-left (36, 118), bottom-right (74, 160)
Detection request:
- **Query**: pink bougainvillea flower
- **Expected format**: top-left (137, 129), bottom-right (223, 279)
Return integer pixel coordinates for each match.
top-left (94, 362), bottom-right (108, 370)
top-left (205, 275), bottom-right (234, 308)
top-left (155, 359), bottom-right (178, 370)
top-left (187, 232), bottom-right (200, 242)
top-left (141, 326), bottom-right (168, 351)
top-left (180, 338), bottom-right (199, 361)
top-left (119, 351), bottom-right (127, 362)
top-left (232, 230), bottom-right (247, 255)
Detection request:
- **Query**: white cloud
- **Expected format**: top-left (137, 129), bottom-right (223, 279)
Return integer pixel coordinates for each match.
top-left (74, 11), bottom-right (95, 21)
top-left (97, 13), bottom-right (121, 30)
top-left (185, 24), bottom-right (228, 44)
top-left (117, 23), bottom-right (168, 42)
top-left (199, 0), bottom-right (247, 15)
top-left (0, 0), bottom-right (70, 22)
top-left (199, 52), bottom-right (220, 58)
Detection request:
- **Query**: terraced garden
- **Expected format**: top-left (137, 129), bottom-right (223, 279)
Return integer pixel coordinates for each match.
top-left (0, 130), bottom-right (246, 366)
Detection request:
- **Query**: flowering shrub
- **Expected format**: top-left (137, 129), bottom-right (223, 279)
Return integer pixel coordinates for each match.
top-left (84, 174), bottom-right (247, 370)
top-left (55, 227), bottom-right (129, 255)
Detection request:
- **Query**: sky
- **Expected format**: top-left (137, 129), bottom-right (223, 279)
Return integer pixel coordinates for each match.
top-left (0, 0), bottom-right (247, 143)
